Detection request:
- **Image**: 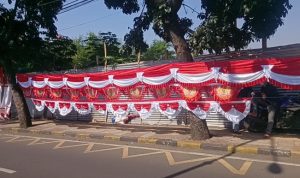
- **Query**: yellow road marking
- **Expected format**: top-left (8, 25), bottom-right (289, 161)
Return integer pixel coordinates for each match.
top-left (218, 159), bottom-right (252, 175)
top-left (6, 136), bottom-right (35, 143)
top-left (53, 140), bottom-right (89, 149)
top-left (27, 138), bottom-right (61, 146)
top-left (84, 143), bottom-right (124, 153)
top-left (122, 147), bottom-right (163, 159)
top-left (0, 135), bottom-right (17, 140)
top-left (165, 152), bottom-right (217, 166)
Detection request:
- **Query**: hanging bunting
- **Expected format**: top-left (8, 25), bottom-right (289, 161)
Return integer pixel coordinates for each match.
top-left (218, 101), bottom-right (251, 124)
top-left (128, 85), bottom-right (145, 100)
top-left (84, 87), bottom-right (99, 101)
top-left (58, 102), bottom-right (72, 116)
top-left (45, 101), bottom-right (57, 113)
top-left (179, 86), bottom-right (200, 101)
top-left (32, 88), bottom-right (47, 98)
top-left (49, 88), bottom-right (63, 99)
top-left (68, 88), bottom-right (81, 101)
top-left (32, 99), bottom-right (44, 112)
top-left (213, 86), bottom-right (237, 102)
top-left (73, 103), bottom-right (91, 115)
top-left (133, 103), bottom-right (152, 119)
top-left (103, 86), bottom-right (120, 100)
top-left (93, 103), bottom-right (107, 114)
top-left (151, 86), bottom-right (171, 99)
top-left (158, 102), bottom-right (181, 119)
top-left (22, 87), bottom-right (32, 97)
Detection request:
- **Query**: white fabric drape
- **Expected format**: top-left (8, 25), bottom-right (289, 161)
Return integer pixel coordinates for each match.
top-left (0, 86), bottom-right (12, 119)
top-left (45, 102), bottom-right (58, 114)
top-left (219, 71), bottom-right (265, 83)
top-left (17, 77), bottom-right (32, 88)
top-left (73, 103), bottom-right (92, 115)
top-left (57, 103), bottom-right (73, 116)
top-left (176, 68), bottom-right (219, 84)
top-left (217, 101), bottom-right (251, 124)
top-left (30, 99), bottom-right (252, 123)
top-left (18, 64), bottom-right (300, 89)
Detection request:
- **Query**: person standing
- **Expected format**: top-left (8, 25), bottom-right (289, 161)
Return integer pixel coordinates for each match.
top-left (260, 82), bottom-right (279, 138)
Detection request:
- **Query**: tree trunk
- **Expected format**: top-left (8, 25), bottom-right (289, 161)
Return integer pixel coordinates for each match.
top-left (169, 25), bottom-right (193, 62)
top-left (188, 111), bottom-right (211, 140)
top-left (262, 37), bottom-right (267, 50)
top-left (11, 84), bottom-right (32, 128)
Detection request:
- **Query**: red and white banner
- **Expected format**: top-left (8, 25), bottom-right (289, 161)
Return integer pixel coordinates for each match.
top-left (17, 58), bottom-right (300, 90)
top-left (16, 57), bottom-right (300, 123)
top-left (0, 68), bottom-right (11, 120)
top-left (29, 98), bottom-right (251, 123)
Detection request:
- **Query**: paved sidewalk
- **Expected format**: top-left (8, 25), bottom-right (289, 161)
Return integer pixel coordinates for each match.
top-left (1, 120), bottom-right (300, 157)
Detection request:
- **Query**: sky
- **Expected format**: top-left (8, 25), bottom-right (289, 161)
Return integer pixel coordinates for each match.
top-left (55, 0), bottom-right (300, 49)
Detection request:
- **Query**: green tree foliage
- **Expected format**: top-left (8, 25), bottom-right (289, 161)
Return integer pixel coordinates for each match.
top-left (143, 40), bottom-right (175, 61)
top-left (189, 0), bottom-right (292, 54)
top-left (104, 0), bottom-right (193, 61)
top-left (72, 32), bottom-right (133, 69)
top-left (0, 0), bottom-right (65, 75)
top-left (0, 0), bottom-right (65, 128)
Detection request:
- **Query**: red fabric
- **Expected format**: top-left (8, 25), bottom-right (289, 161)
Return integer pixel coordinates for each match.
top-left (22, 88), bottom-right (32, 97)
top-left (16, 57), bottom-right (300, 104)
top-left (112, 104), bottom-right (128, 111)
top-left (49, 88), bottom-right (63, 99)
top-left (33, 100), bottom-right (42, 106)
top-left (178, 86), bottom-right (201, 102)
top-left (103, 87), bottom-right (120, 100)
top-left (45, 101), bottom-right (55, 108)
top-left (84, 87), bottom-right (99, 100)
top-left (93, 104), bottom-right (106, 111)
top-left (127, 86), bottom-right (145, 100)
top-left (159, 103), bottom-right (179, 111)
top-left (48, 75), bottom-right (64, 81)
top-left (17, 57), bottom-right (300, 82)
top-left (187, 103), bottom-right (210, 111)
top-left (68, 89), bottom-right (81, 101)
top-left (0, 67), bottom-right (7, 85)
top-left (134, 104), bottom-right (152, 111)
top-left (16, 74), bottom-right (30, 83)
top-left (58, 102), bottom-right (71, 109)
top-left (32, 88), bottom-right (47, 98)
top-left (220, 103), bottom-right (246, 113)
top-left (75, 103), bottom-right (89, 110)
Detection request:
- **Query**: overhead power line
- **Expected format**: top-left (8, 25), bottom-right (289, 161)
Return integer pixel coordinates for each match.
top-left (59, 0), bottom-right (97, 14)
top-left (38, 0), bottom-right (98, 15)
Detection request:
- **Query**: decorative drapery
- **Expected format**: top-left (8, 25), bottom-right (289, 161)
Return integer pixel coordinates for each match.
top-left (17, 58), bottom-right (300, 90)
top-left (16, 57), bottom-right (300, 123)
top-left (29, 99), bottom-right (251, 123)
top-left (0, 86), bottom-right (12, 120)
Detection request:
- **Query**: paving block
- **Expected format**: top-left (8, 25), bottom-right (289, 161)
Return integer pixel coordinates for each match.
top-left (258, 148), bottom-right (291, 157)
top-left (156, 139), bottom-right (177, 146)
top-left (104, 135), bottom-right (120, 141)
top-left (137, 137), bottom-right (158, 144)
top-left (89, 133), bottom-right (105, 139)
top-left (120, 136), bottom-right (138, 142)
top-left (228, 145), bottom-right (258, 154)
top-left (201, 143), bottom-right (228, 151)
top-left (76, 133), bottom-right (90, 140)
top-left (177, 140), bottom-right (201, 149)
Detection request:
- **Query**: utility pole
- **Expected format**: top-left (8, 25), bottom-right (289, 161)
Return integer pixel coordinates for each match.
top-left (137, 50), bottom-right (141, 67)
top-left (104, 42), bottom-right (107, 72)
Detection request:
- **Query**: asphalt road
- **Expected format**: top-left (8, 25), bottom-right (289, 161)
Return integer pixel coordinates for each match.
top-left (0, 133), bottom-right (300, 178)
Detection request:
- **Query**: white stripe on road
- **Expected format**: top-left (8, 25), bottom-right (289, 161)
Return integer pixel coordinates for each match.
top-left (0, 167), bottom-right (16, 174)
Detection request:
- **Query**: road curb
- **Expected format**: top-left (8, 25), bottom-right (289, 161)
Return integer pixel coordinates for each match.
top-left (0, 127), bottom-right (298, 158)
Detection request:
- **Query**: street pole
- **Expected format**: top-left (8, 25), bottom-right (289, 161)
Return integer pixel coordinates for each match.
top-left (104, 42), bottom-right (107, 72)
